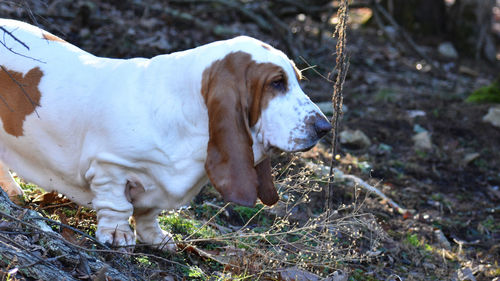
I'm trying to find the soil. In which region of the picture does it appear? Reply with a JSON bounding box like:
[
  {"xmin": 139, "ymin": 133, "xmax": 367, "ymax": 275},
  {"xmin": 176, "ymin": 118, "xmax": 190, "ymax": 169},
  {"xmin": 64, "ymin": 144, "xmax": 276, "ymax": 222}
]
[{"xmin": 0, "ymin": 0, "xmax": 499, "ymax": 280}]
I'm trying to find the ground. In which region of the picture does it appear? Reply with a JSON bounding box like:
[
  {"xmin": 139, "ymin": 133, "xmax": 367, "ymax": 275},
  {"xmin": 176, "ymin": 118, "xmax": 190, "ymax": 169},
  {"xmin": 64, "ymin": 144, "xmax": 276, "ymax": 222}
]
[{"xmin": 0, "ymin": 1, "xmax": 499, "ymax": 280}]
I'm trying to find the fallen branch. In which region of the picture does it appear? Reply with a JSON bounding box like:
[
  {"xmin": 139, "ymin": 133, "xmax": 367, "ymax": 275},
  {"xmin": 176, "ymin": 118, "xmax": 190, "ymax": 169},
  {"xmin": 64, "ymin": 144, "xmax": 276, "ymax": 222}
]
[
  {"xmin": 0, "ymin": 189, "xmax": 143, "ymax": 280},
  {"xmin": 332, "ymin": 168, "xmax": 409, "ymax": 216},
  {"xmin": 29, "ymin": 216, "xmax": 108, "ymax": 248}
]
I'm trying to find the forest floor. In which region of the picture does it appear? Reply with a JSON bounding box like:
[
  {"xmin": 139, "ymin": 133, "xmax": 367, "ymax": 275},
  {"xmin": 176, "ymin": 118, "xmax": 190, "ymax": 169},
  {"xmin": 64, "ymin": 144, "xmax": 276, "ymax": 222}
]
[{"xmin": 0, "ymin": 1, "xmax": 499, "ymax": 280}]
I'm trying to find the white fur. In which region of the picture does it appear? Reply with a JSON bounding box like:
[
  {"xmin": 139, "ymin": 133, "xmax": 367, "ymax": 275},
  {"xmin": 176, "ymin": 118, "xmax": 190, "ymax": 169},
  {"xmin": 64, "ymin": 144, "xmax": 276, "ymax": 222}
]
[{"xmin": 0, "ymin": 18, "xmax": 327, "ymax": 249}]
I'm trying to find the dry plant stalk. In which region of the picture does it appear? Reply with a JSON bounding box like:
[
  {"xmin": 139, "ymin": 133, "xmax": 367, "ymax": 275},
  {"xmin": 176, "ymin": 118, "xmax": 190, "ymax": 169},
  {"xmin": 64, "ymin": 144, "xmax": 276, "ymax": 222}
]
[
  {"xmin": 176, "ymin": 160, "xmax": 387, "ymax": 277},
  {"xmin": 327, "ymin": 0, "xmax": 350, "ymax": 213}
]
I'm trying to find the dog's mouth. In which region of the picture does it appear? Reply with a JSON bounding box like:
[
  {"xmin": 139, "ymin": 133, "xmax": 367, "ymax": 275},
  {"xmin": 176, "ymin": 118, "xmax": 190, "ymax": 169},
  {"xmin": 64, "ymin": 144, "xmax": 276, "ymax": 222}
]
[
  {"xmin": 266, "ymin": 139, "xmax": 318, "ymax": 154},
  {"xmin": 265, "ymin": 145, "xmax": 282, "ymax": 155},
  {"xmin": 296, "ymin": 142, "xmax": 317, "ymax": 152},
  {"xmin": 259, "ymin": 124, "xmax": 327, "ymax": 155}
]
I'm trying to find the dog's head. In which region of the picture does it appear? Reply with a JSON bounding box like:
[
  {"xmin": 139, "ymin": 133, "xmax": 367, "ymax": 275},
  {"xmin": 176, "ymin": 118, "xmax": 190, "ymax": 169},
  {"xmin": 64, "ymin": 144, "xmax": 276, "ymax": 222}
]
[{"xmin": 201, "ymin": 36, "xmax": 331, "ymax": 207}]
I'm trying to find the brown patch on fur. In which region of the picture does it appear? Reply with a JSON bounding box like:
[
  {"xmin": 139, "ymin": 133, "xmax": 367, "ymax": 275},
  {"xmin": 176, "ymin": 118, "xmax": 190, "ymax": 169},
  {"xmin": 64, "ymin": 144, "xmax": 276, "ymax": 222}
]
[
  {"xmin": 261, "ymin": 43, "xmax": 272, "ymax": 50},
  {"xmin": 0, "ymin": 66, "xmax": 43, "ymax": 137},
  {"xmin": 201, "ymin": 51, "xmax": 284, "ymax": 206},
  {"xmin": 42, "ymin": 33, "xmax": 66, "ymax": 43},
  {"xmin": 247, "ymin": 61, "xmax": 287, "ymax": 126},
  {"xmin": 292, "ymin": 61, "xmax": 302, "ymax": 81}
]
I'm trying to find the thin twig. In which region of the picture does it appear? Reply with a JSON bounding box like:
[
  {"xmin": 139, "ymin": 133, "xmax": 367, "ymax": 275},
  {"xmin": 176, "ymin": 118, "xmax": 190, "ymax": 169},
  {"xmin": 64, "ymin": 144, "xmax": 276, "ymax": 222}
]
[
  {"xmin": 17, "ymin": 254, "xmax": 68, "ymax": 269},
  {"xmin": 299, "ymin": 56, "xmax": 334, "ymax": 83},
  {"xmin": 0, "ymin": 26, "xmax": 29, "ymax": 50},
  {"xmin": 183, "ymin": 202, "xmax": 230, "ymax": 242},
  {"xmin": 29, "ymin": 216, "xmax": 108, "ymax": 248},
  {"xmin": 38, "ymin": 201, "xmax": 76, "ymax": 210},
  {"xmin": 0, "ymin": 26, "xmax": 45, "ymax": 63}
]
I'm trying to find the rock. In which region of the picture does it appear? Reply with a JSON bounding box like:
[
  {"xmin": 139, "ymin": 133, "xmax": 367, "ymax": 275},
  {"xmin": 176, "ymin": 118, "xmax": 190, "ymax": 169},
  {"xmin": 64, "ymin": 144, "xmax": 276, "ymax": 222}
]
[
  {"xmin": 278, "ymin": 267, "xmax": 321, "ymax": 281},
  {"xmin": 461, "ymin": 152, "xmax": 480, "ymax": 166},
  {"xmin": 412, "ymin": 131, "xmax": 432, "ymax": 151},
  {"xmin": 438, "ymin": 42, "xmax": 459, "ymax": 59},
  {"xmin": 456, "ymin": 267, "xmax": 476, "ymax": 281},
  {"xmin": 316, "ymin": 102, "xmax": 333, "ymax": 116},
  {"xmin": 483, "ymin": 106, "xmax": 500, "ymax": 128},
  {"xmin": 339, "ymin": 129, "xmax": 371, "ymax": 149},
  {"xmin": 423, "ymin": 262, "xmax": 436, "ymax": 270},
  {"xmin": 315, "ymin": 102, "xmax": 347, "ymax": 116},
  {"xmin": 407, "ymin": 110, "xmax": 426, "ymax": 119},
  {"xmin": 434, "ymin": 229, "xmax": 451, "ymax": 249},
  {"xmin": 324, "ymin": 270, "xmax": 349, "ymax": 281},
  {"xmin": 413, "ymin": 124, "xmax": 427, "ymax": 134},
  {"xmin": 384, "ymin": 26, "xmax": 397, "ymax": 41}
]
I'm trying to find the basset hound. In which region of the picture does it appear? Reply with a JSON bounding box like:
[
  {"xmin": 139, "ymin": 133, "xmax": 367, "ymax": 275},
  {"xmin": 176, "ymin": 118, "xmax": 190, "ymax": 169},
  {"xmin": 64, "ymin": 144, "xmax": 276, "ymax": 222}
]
[{"xmin": 0, "ymin": 18, "xmax": 331, "ymax": 251}]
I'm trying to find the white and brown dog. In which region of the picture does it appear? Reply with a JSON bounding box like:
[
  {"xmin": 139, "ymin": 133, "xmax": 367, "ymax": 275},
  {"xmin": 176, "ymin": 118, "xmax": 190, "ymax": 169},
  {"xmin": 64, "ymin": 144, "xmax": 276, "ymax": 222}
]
[{"xmin": 0, "ymin": 18, "xmax": 331, "ymax": 250}]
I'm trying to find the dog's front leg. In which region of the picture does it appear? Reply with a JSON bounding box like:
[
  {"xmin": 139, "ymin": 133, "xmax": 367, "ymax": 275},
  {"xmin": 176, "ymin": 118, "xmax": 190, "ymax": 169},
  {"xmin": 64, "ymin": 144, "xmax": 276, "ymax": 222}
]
[
  {"xmin": 133, "ymin": 208, "xmax": 176, "ymax": 252},
  {"xmin": 88, "ymin": 165, "xmax": 135, "ymax": 250},
  {"xmin": 0, "ymin": 162, "xmax": 23, "ymax": 201}
]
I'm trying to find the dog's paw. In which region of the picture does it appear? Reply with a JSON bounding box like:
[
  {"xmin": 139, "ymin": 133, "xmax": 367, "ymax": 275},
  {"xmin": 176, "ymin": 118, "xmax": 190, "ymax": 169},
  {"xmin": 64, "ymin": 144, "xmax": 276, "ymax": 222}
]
[
  {"xmin": 0, "ymin": 174, "xmax": 24, "ymax": 204},
  {"xmin": 137, "ymin": 229, "xmax": 177, "ymax": 252},
  {"xmin": 96, "ymin": 224, "xmax": 136, "ymax": 251},
  {"xmin": 154, "ymin": 230, "xmax": 177, "ymax": 252}
]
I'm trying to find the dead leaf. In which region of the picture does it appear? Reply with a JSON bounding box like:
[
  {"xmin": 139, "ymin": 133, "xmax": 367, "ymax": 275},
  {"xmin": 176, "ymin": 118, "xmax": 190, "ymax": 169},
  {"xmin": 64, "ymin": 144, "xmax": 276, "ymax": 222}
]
[
  {"xmin": 32, "ymin": 191, "xmax": 59, "ymax": 204},
  {"xmin": 56, "ymin": 210, "xmax": 85, "ymax": 246},
  {"xmin": 33, "ymin": 191, "xmax": 72, "ymax": 209}
]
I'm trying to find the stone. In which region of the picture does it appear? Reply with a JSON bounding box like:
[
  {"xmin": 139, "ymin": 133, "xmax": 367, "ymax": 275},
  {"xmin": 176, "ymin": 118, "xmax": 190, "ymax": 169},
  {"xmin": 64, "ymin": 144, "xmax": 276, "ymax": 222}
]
[
  {"xmin": 462, "ymin": 152, "xmax": 480, "ymax": 166},
  {"xmin": 438, "ymin": 42, "xmax": 459, "ymax": 59},
  {"xmin": 324, "ymin": 270, "xmax": 349, "ymax": 281},
  {"xmin": 315, "ymin": 102, "xmax": 347, "ymax": 116},
  {"xmin": 456, "ymin": 267, "xmax": 476, "ymax": 281},
  {"xmin": 384, "ymin": 26, "xmax": 397, "ymax": 41},
  {"xmin": 434, "ymin": 229, "xmax": 451, "ymax": 249},
  {"xmin": 483, "ymin": 106, "xmax": 500, "ymax": 128},
  {"xmin": 412, "ymin": 131, "xmax": 432, "ymax": 151},
  {"xmin": 407, "ymin": 110, "xmax": 426, "ymax": 119},
  {"xmin": 316, "ymin": 102, "xmax": 333, "ymax": 116},
  {"xmin": 339, "ymin": 129, "xmax": 371, "ymax": 149},
  {"xmin": 278, "ymin": 267, "xmax": 321, "ymax": 281}
]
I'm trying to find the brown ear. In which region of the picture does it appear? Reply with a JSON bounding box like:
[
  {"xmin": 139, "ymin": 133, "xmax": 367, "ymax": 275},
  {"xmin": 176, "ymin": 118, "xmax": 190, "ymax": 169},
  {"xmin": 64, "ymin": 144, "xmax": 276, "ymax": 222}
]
[
  {"xmin": 255, "ymin": 157, "xmax": 279, "ymax": 206},
  {"xmin": 202, "ymin": 52, "xmax": 259, "ymax": 207}
]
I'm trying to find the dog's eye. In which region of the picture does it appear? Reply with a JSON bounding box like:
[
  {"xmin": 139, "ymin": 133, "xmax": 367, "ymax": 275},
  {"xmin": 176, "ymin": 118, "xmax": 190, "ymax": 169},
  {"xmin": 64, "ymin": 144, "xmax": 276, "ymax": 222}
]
[{"xmin": 271, "ymin": 78, "xmax": 286, "ymax": 91}]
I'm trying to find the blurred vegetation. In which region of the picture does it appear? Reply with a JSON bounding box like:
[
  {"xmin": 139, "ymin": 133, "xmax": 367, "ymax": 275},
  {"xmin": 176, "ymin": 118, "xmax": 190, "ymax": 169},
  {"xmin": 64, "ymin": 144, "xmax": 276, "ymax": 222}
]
[{"xmin": 467, "ymin": 80, "xmax": 500, "ymax": 103}]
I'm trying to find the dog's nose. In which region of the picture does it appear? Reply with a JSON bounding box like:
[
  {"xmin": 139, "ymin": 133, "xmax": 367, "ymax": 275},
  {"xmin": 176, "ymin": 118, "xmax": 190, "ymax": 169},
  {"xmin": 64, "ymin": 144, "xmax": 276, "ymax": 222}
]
[{"xmin": 314, "ymin": 117, "xmax": 332, "ymax": 138}]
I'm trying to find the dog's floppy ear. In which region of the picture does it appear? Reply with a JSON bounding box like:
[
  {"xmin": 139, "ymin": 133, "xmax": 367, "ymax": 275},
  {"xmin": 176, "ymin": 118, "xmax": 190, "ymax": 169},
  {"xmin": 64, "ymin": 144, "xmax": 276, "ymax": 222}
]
[
  {"xmin": 255, "ymin": 157, "xmax": 279, "ymax": 206},
  {"xmin": 202, "ymin": 52, "xmax": 260, "ymax": 207},
  {"xmin": 202, "ymin": 52, "xmax": 278, "ymax": 206}
]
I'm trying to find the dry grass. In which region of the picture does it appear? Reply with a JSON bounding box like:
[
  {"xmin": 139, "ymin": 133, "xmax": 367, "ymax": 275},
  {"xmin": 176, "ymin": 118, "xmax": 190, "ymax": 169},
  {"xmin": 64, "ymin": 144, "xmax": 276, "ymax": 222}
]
[{"xmin": 154, "ymin": 154, "xmax": 391, "ymax": 279}]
